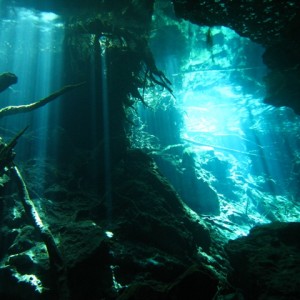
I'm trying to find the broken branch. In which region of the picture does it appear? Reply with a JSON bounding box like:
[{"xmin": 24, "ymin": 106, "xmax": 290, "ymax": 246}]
[
  {"xmin": 11, "ymin": 165, "xmax": 69, "ymax": 300},
  {"xmin": 0, "ymin": 82, "xmax": 85, "ymax": 118}
]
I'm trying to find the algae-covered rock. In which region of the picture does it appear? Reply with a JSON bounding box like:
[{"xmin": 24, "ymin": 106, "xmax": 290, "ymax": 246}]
[{"xmin": 225, "ymin": 222, "xmax": 300, "ymax": 299}]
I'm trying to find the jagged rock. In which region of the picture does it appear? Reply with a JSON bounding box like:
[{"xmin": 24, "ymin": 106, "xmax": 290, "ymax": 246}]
[
  {"xmin": 93, "ymin": 149, "xmax": 215, "ymax": 296},
  {"xmin": 154, "ymin": 148, "xmax": 220, "ymax": 216},
  {"xmin": 117, "ymin": 282, "xmax": 165, "ymax": 300},
  {"xmin": 225, "ymin": 222, "xmax": 300, "ymax": 300},
  {"xmin": 172, "ymin": 0, "xmax": 300, "ymax": 113},
  {"xmin": 0, "ymin": 72, "xmax": 17, "ymax": 93},
  {"xmin": 57, "ymin": 221, "xmax": 108, "ymax": 267},
  {"xmin": 166, "ymin": 264, "xmax": 219, "ymax": 300},
  {"xmin": 58, "ymin": 221, "xmax": 114, "ymax": 299},
  {"xmin": 7, "ymin": 225, "xmax": 37, "ymax": 254},
  {"xmin": 172, "ymin": 0, "xmax": 298, "ymax": 46}
]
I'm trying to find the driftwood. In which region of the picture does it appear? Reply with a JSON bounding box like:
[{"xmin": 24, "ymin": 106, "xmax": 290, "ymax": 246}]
[
  {"xmin": 0, "ymin": 74, "xmax": 84, "ymax": 299},
  {"xmin": 0, "ymin": 128, "xmax": 69, "ymax": 298},
  {"xmin": 12, "ymin": 166, "xmax": 69, "ymax": 300},
  {"xmin": 182, "ymin": 138, "xmax": 259, "ymax": 157},
  {"xmin": 0, "ymin": 82, "xmax": 85, "ymax": 118},
  {"xmin": 0, "ymin": 126, "xmax": 28, "ymax": 170}
]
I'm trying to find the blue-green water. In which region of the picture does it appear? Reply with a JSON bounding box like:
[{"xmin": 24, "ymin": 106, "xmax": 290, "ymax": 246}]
[
  {"xmin": 0, "ymin": 2, "xmax": 299, "ymax": 299},
  {"xmin": 1, "ymin": 5, "xmax": 300, "ymax": 241},
  {"xmin": 133, "ymin": 22, "xmax": 300, "ymax": 237}
]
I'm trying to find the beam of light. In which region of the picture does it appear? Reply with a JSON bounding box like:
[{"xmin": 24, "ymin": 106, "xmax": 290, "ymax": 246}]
[
  {"xmin": 177, "ymin": 27, "xmax": 300, "ymax": 224},
  {"xmin": 0, "ymin": 7, "xmax": 64, "ymax": 190},
  {"xmin": 99, "ymin": 36, "xmax": 112, "ymax": 222},
  {"xmin": 40, "ymin": 12, "xmax": 59, "ymax": 23},
  {"xmin": 136, "ymin": 22, "xmax": 300, "ymax": 234}
]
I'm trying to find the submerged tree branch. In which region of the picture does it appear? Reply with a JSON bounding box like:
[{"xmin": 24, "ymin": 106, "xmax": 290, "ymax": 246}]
[
  {"xmin": 12, "ymin": 165, "xmax": 69, "ymax": 300},
  {"xmin": 0, "ymin": 126, "xmax": 28, "ymax": 170},
  {"xmin": 0, "ymin": 82, "xmax": 85, "ymax": 118}
]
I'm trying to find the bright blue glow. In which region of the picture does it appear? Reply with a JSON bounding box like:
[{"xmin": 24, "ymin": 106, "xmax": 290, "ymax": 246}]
[
  {"xmin": 0, "ymin": 7, "xmax": 64, "ymax": 186},
  {"xmin": 100, "ymin": 41, "xmax": 112, "ymax": 222},
  {"xmin": 178, "ymin": 29, "xmax": 300, "ymax": 228},
  {"xmin": 40, "ymin": 12, "xmax": 59, "ymax": 23},
  {"xmin": 134, "ymin": 23, "xmax": 300, "ymax": 238}
]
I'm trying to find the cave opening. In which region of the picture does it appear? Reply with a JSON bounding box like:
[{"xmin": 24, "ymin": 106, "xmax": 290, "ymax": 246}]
[{"xmin": 130, "ymin": 5, "xmax": 300, "ymax": 238}]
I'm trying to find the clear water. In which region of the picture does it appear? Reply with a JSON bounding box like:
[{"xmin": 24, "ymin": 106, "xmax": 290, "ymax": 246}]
[
  {"xmin": 0, "ymin": 7, "xmax": 65, "ymax": 193},
  {"xmin": 132, "ymin": 11, "xmax": 300, "ymax": 238},
  {"xmin": 0, "ymin": 7, "xmax": 64, "ymax": 155},
  {"xmin": 1, "ymin": 4, "xmax": 299, "ymax": 242}
]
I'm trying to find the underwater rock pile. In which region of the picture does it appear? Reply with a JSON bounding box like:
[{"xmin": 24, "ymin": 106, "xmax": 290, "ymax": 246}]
[
  {"xmin": 226, "ymin": 222, "xmax": 300, "ymax": 300},
  {"xmin": 0, "ymin": 150, "xmax": 233, "ymax": 299}
]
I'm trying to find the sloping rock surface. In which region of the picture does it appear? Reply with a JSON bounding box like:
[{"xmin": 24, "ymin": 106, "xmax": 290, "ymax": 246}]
[{"xmin": 225, "ymin": 222, "xmax": 300, "ymax": 300}]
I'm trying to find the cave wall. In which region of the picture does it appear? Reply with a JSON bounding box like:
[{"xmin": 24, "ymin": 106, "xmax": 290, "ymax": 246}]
[{"xmin": 172, "ymin": 0, "xmax": 300, "ymax": 113}]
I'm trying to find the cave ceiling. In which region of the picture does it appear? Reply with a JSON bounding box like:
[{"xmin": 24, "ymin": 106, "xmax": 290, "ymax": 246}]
[
  {"xmin": 172, "ymin": 0, "xmax": 300, "ymax": 112},
  {"xmin": 173, "ymin": 0, "xmax": 299, "ymax": 46}
]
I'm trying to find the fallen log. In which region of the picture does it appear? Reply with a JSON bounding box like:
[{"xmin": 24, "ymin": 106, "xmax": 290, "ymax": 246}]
[
  {"xmin": 0, "ymin": 126, "xmax": 28, "ymax": 170},
  {"xmin": 0, "ymin": 82, "xmax": 85, "ymax": 118},
  {"xmin": 11, "ymin": 165, "xmax": 69, "ymax": 300}
]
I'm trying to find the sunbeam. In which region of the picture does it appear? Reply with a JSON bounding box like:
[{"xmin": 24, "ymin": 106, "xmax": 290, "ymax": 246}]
[
  {"xmin": 0, "ymin": 6, "xmax": 64, "ymax": 184},
  {"xmin": 134, "ymin": 23, "xmax": 300, "ymax": 235}
]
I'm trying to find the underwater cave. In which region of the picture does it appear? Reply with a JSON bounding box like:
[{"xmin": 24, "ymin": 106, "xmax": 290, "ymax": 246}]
[{"xmin": 0, "ymin": 0, "xmax": 300, "ymax": 299}]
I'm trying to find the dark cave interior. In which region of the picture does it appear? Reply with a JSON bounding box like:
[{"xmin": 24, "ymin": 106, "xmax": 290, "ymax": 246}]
[{"xmin": 0, "ymin": 1, "xmax": 300, "ymax": 299}]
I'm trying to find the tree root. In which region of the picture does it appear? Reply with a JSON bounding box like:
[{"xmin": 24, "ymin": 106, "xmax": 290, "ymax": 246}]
[
  {"xmin": 11, "ymin": 166, "xmax": 69, "ymax": 300},
  {"xmin": 0, "ymin": 82, "xmax": 85, "ymax": 118},
  {"xmin": 0, "ymin": 126, "xmax": 28, "ymax": 170}
]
